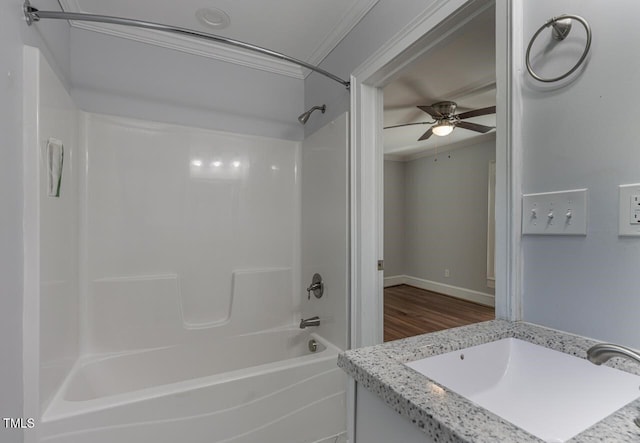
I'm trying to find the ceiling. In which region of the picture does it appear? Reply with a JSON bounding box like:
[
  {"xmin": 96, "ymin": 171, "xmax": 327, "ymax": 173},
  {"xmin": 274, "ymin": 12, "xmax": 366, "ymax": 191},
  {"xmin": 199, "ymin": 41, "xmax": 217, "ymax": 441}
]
[
  {"xmin": 383, "ymin": 6, "xmax": 496, "ymax": 159},
  {"xmin": 51, "ymin": 0, "xmax": 494, "ymax": 148},
  {"xmin": 58, "ymin": 0, "xmax": 380, "ymax": 79}
]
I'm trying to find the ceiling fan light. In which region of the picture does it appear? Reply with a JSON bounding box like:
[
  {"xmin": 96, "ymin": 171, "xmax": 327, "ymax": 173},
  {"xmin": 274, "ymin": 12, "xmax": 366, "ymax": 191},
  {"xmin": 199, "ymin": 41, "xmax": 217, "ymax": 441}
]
[{"xmin": 432, "ymin": 122, "xmax": 454, "ymax": 137}]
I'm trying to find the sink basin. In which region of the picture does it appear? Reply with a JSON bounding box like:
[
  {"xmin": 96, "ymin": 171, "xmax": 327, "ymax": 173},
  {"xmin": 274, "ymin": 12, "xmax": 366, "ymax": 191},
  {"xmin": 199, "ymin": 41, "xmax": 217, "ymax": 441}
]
[{"xmin": 406, "ymin": 338, "xmax": 640, "ymax": 442}]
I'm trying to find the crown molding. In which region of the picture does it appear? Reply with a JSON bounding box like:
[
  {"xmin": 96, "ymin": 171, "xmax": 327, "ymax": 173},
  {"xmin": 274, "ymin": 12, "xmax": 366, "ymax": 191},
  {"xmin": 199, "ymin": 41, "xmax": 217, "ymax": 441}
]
[
  {"xmin": 60, "ymin": 0, "xmax": 379, "ymax": 80},
  {"xmin": 306, "ymin": 0, "xmax": 380, "ymax": 67},
  {"xmin": 68, "ymin": 20, "xmax": 306, "ymax": 78}
]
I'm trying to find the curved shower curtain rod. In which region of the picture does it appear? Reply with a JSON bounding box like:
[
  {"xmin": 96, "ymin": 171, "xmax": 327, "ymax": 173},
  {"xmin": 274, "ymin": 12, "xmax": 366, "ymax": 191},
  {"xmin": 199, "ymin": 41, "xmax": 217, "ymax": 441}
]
[{"xmin": 22, "ymin": 0, "xmax": 350, "ymax": 90}]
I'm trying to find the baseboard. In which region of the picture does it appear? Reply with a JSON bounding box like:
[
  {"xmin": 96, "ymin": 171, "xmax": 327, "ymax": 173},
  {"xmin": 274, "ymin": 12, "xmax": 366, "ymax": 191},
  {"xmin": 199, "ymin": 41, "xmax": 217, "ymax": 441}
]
[
  {"xmin": 384, "ymin": 275, "xmax": 495, "ymax": 307},
  {"xmin": 383, "ymin": 275, "xmax": 405, "ymax": 288}
]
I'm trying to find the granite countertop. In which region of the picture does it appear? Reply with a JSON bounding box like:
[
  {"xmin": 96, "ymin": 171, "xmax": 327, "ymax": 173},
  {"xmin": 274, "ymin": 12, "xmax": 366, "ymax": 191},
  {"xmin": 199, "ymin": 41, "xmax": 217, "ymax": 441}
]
[{"xmin": 338, "ymin": 320, "xmax": 640, "ymax": 442}]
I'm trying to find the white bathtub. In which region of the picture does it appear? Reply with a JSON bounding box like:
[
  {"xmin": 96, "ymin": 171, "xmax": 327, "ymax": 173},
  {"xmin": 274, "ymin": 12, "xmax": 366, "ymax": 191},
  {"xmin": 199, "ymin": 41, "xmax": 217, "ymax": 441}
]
[{"xmin": 39, "ymin": 328, "xmax": 346, "ymax": 443}]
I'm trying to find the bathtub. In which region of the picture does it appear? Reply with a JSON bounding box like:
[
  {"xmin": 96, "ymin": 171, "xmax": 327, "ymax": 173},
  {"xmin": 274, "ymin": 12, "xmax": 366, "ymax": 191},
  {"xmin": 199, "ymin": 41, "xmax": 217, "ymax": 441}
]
[{"xmin": 39, "ymin": 328, "xmax": 346, "ymax": 443}]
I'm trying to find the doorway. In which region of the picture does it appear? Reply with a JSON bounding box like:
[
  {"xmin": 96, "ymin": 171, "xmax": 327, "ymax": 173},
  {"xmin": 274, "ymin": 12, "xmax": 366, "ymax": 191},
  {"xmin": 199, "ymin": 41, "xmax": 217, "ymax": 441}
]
[
  {"xmin": 350, "ymin": 0, "xmax": 520, "ymax": 348},
  {"xmin": 381, "ymin": 6, "xmax": 496, "ymax": 341}
]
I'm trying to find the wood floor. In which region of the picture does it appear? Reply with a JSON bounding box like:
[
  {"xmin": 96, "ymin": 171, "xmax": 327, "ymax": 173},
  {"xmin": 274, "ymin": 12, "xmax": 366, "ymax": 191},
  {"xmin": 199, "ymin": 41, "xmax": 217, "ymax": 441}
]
[{"xmin": 384, "ymin": 284, "xmax": 495, "ymax": 342}]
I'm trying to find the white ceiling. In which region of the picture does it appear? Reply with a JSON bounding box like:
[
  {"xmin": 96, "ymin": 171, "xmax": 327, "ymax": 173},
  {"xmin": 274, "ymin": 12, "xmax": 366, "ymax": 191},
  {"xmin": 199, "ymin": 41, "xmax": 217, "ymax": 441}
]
[
  {"xmin": 53, "ymin": 0, "xmax": 494, "ymax": 149},
  {"xmin": 383, "ymin": 6, "xmax": 496, "ymax": 159},
  {"xmin": 59, "ymin": 0, "xmax": 380, "ymax": 79}
]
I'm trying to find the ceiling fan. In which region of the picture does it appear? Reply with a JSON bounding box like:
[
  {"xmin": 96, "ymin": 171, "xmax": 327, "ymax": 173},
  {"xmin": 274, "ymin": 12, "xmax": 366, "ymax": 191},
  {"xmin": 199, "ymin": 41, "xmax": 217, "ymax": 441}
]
[{"xmin": 384, "ymin": 101, "xmax": 496, "ymax": 141}]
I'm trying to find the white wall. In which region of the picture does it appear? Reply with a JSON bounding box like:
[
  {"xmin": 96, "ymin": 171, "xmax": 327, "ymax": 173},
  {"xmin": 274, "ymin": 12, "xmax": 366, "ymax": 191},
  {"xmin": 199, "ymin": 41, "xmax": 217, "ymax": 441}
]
[
  {"xmin": 383, "ymin": 160, "xmax": 405, "ymax": 277},
  {"xmin": 1, "ymin": 2, "xmax": 71, "ymax": 442},
  {"xmin": 520, "ymin": 1, "xmax": 640, "ymax": 348},
  {"xmin": 301, "ymin": 113, "xmax": 349, "ymax": 350},
  {"xmin": 81, "ymin": 113, "xmax": 300, "ymax": 353},
  {"xmin": 32, "ymin": 48, "xmax": 80, "ymax": 415},
  {"xmin": 23, "ymin": 45, "xmax": 80, "ymax": 443},
  {"xmin": 304, "ymin": 0, "xmax": 442, "ymax": 136},
  {"xmin": 69, "ymin": 28, "xmax": 305, "ymax": 141}
]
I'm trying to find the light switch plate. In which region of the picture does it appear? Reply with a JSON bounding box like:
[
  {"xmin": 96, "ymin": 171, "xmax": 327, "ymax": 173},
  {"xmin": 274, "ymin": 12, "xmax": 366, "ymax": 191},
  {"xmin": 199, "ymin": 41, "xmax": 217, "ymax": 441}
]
[
  {"xmin": 619, "ymin": 184, "xmax": 640, "ymax": 236},
  {"xmin": 522, "ymin": 189, "xmax": 588, "ymax": 236}
]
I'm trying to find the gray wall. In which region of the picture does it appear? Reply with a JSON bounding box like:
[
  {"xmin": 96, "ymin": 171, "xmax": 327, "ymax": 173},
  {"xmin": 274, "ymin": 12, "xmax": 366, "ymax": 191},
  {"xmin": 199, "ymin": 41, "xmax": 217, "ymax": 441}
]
[
  {"xmin": 404, "ymin": 141, "xmax": 495, "ymax": 294},
  {"xmin": 384, "ymin": 139, "xmax": 495, "ymax": 295},
  {"xmin": 0, "ymin": 6, "xmax": 26, "ymax": 439},
  {"xmin": 383, "ymin": 160, "xmax": 406, "ymax": 277},
  {"xmin": 520, "ymin": 0, "xmax": 640, "ymax": 348},
  {"xmin": 1, "ymin": 2, "xmax": 71, "ymax": 442},
  {"xmin": 311, "ymin": 0, "xmax": 640, "ymax": 349}
]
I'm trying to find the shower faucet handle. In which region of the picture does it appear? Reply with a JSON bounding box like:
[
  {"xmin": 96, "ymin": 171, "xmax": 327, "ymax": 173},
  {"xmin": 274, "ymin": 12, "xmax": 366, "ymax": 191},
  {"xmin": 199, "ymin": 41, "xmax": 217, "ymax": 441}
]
[{"xmin": 306, "ymin": 273, "xmax": 324, "ymax": 300}]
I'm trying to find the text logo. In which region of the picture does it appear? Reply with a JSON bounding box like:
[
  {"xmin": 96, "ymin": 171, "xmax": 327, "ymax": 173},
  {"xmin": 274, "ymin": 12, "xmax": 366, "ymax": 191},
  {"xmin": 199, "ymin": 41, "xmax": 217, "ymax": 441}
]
[{"xmin": 3, "ymin": 418, "xmax": 35, "ymax": 429}]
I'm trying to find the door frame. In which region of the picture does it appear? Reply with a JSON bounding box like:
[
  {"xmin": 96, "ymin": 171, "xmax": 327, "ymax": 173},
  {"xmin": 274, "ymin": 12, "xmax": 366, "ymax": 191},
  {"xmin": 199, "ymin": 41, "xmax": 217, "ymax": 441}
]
[{"xmin": 349, "ymin": 0, "xmax": 523, "ymax": 348}]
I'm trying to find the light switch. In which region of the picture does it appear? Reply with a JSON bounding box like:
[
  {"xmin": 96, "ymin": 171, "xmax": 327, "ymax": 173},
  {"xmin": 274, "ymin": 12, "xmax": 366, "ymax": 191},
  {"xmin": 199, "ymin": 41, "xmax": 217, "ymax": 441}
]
[
  {"xmin": 619, "ymin": 184, "xmax": 640, "ymax": 236},
  {"xmin": 522, "ymin": 189, "xmax": 587, "ymax": 236}
]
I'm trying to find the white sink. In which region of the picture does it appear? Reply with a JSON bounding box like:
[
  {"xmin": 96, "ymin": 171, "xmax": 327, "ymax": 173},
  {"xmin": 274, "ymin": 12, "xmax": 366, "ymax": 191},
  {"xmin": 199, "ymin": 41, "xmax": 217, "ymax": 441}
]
[{"xmin": 406, "ymin": 338, "xmax": 640, "ymax": 442}]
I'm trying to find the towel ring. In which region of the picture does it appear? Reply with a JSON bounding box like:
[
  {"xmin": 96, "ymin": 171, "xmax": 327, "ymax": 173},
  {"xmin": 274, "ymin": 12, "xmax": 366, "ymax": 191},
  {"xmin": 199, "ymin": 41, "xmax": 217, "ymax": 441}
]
[{"xmin": 526, "ymin": 14, "xmax": 592, "ymax": 83}]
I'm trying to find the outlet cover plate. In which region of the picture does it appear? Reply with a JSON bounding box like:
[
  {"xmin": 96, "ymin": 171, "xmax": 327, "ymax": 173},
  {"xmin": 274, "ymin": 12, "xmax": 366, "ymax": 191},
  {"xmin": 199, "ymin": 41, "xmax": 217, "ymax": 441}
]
[
  {"xmin": 619, "ymin": 184, "xmax": 640, "ymax": 236},
  {"xmin": 522, "ymin": 189, "xmax": 587, "ymax": 236}
]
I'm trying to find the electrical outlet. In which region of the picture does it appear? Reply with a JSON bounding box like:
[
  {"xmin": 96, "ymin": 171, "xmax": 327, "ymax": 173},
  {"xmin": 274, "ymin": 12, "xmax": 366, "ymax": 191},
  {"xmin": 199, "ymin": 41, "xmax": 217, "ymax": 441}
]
[
  {"xmin": 619, "ymin": 184, "xmax": 640, "ymax": 235},
  {"xmin": 444, "ymin": 269, "xmax": 450, "ymax": 278},
  {"xmin": 631, "ymin": 195, "xmax": 640, "ymax": 225}
]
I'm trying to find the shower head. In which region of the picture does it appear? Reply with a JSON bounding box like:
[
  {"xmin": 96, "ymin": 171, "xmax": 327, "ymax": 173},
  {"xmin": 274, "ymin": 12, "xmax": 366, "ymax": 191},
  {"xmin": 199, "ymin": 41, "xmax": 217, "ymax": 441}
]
[{"xmin": 298, "ymin": 105, "xmax": 326, "ymax": 124}]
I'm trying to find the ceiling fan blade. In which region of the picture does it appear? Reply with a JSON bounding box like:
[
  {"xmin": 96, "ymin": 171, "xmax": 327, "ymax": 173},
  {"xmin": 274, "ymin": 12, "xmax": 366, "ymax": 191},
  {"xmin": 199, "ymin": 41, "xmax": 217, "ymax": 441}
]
[
  {"xmin": 456, "ymin": 121, "xmax": 495, "ymax": 133},
  {"xmin": 418, "ymin": 127, "xmax": 434, "ymax": 141},
  {"xmin": 457, "ymin": 106, "xmax": 496, "ymax": 120},
  {"xmin": 383, "ymin": 121, "xmax": 433, "ymax": 130},
  {"xmin": 417, "ymin": 105, "xmax": 443, "ymax": 119}
]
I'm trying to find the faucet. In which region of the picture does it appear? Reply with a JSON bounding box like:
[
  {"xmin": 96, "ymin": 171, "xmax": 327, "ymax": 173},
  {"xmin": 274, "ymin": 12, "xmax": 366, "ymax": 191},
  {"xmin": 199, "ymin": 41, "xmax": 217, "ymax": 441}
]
[
  {"xmin": 299, "ymin": 316, "xmax": 320, "ymax": 329},
  {"xmin": 307, "ymin": 281, "xmax": 322, "ymax": 295},
  {"xmin": 306, "ymin": 273, "xmax": 324, "ymax": 300},
  {"xmin": 587, "ymin": 343, "xmax": 640, "ymax": 366}
]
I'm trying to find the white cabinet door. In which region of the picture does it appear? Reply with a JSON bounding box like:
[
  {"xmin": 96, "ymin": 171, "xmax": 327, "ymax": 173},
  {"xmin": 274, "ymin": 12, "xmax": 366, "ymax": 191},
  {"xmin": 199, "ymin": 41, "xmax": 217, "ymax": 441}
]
[{"xmin": 355, "ymin": 384, "xmax": 436, "ymax": 443}]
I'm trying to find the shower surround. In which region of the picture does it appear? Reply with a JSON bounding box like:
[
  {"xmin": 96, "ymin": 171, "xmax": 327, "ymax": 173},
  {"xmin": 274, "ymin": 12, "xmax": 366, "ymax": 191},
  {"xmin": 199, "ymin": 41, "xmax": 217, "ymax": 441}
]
[
  {"xmin": 82, "ymin": 113, "xmax": 299, "ymax": 338},
  {"xmin": 23, "ymin": 46, "xmax": 346, "ymax": 443}
]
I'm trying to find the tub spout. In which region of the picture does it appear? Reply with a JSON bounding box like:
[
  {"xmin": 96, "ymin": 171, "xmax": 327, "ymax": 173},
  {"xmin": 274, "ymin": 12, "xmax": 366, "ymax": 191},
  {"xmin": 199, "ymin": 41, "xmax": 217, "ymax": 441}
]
[
  {"xmin": 300, "ymin": 316, "xmax": 320, "ymax": 329},
  {"xmin": 587, "ymin": 343, "xmax": 640, "ymax": 366}
]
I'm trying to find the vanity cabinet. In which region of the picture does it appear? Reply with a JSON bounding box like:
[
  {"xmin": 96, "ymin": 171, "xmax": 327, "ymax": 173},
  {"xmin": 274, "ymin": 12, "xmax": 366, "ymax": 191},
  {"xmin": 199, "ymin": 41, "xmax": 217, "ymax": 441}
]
[
  {"xmin": 355, "ymin": 383, "xmax": 435, "ymax": 443},
  {"xmin": 341, "ymin": 321, "xmax": 640, "ymax": 443}
]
